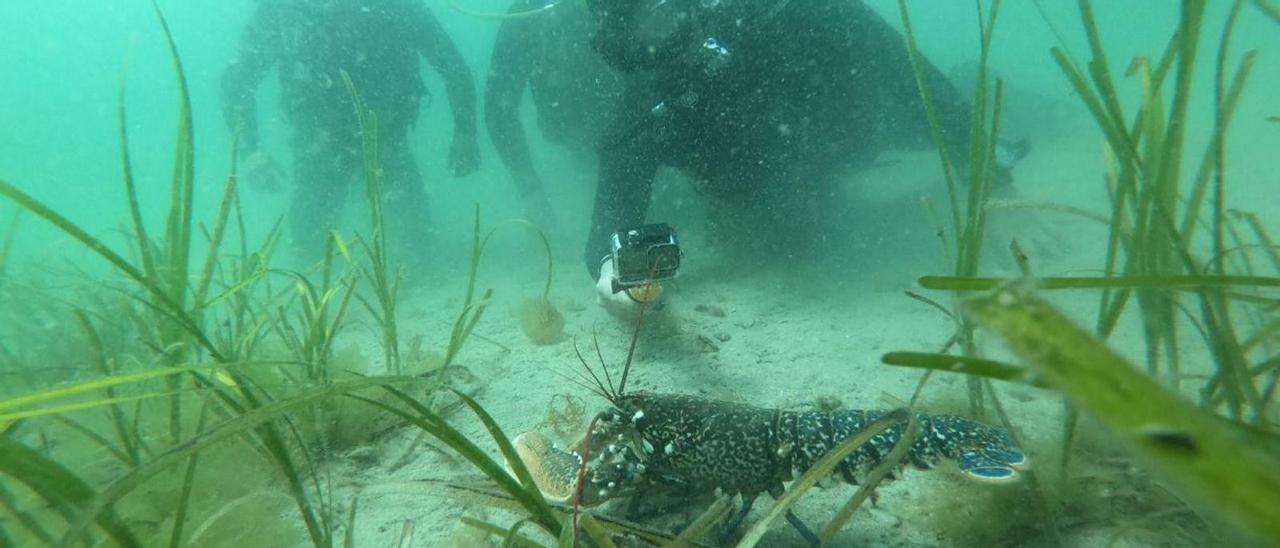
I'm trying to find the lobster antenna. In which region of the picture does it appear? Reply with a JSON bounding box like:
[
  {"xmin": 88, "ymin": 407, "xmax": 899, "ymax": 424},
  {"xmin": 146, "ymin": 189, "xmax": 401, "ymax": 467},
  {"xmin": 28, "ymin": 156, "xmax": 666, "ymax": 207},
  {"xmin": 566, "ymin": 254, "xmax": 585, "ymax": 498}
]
[
  {"xmin": 572, "ymin": 337, "xmax": 614, "ymax": 400},
  {"xmin": 615, "ymin": 264, "xmax": 660, "ymax": 396},
  {"xmin": 592, "ymin": 330, "xmax": 616, "ymax": 398},
  {"xmin": 554, "ymin": 367, "xmax": 607, "ymax": 400},
  {"xmin": 591, "ymin": 333, "xmax": 619, "ymax": 399}
]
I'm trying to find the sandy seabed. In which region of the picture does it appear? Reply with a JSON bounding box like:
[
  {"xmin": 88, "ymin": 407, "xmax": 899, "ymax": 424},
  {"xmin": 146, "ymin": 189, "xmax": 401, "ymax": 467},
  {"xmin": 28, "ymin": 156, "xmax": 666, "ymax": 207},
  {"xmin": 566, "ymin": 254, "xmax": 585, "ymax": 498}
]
[{"xmin": 310, "ymin": 110, "xmax": 1263, "ymax": 547}]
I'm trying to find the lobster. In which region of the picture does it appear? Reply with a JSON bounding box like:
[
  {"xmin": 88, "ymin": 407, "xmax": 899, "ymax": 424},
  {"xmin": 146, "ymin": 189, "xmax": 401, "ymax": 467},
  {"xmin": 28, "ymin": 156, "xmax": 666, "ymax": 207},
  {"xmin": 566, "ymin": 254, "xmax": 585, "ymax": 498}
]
[
  {"xmin": 513, "ymin": 393, "xmax": 1027, "ymax": 545},
  {"xmin": 510, "ymin": 305, "xmax": 1027, "ymax": 545}
]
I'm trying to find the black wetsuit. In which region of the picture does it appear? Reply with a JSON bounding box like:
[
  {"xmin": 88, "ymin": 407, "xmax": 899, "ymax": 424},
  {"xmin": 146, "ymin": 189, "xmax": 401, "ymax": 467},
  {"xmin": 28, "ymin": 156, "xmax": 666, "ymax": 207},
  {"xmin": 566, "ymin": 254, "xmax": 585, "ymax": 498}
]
[
  {"xmin": 485, "ymin": 0, "xmax": 624, "ymax": 222},
  {"xmin": 582, "ymin": 0, "xmax": 971, "ymax": 276},
  {"xmin": 221, "ymin": 0, "xmax": 477, "ymax": 264}
]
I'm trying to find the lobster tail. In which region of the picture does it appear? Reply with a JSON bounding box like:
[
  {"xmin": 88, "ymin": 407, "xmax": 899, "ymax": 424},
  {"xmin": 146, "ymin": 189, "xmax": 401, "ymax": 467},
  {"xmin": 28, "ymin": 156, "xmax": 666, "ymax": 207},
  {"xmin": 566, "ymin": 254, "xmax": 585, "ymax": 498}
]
[{"xmin": 779, "ymin": 409, "xmax": 1029, "ymax": 485}]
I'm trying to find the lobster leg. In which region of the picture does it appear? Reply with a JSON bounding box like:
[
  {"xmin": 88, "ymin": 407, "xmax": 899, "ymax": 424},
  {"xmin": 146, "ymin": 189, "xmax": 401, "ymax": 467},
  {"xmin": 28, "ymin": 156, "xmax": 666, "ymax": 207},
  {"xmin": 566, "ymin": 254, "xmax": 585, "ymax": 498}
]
[
  {"xmin": 785, "ymin": 511, "xmax": 821, "ymax": 548},
  {"xmin": 769, "ymin": 484, "xmax": 821, "ymax": 547},
  {"xmin": 717, "ymin": 494, "xmax": 757, "ymax": 543}
]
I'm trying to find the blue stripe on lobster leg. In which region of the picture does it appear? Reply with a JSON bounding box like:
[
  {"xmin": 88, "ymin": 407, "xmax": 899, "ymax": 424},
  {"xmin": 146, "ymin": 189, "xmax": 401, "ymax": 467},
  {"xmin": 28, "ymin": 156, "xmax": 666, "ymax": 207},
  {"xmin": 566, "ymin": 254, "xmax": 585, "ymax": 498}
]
[
  {"xmin": 769, "ymin": 484, "xmax": 821, "ymax": 547},
  {"xmin": 718, "ymin": 495, "xmax": 758, "ymax": 543},
  {"xmin": 785, "ymin": 511, "xmax": 821, "ymax": 548}
]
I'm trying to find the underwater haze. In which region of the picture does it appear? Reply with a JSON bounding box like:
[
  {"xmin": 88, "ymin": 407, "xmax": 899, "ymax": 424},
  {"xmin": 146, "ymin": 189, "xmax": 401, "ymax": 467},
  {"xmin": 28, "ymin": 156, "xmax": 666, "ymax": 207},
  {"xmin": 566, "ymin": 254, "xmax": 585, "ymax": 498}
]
[{"xmin": 2, "ymin": 1, "xmax": 1279, "ymax": 547}]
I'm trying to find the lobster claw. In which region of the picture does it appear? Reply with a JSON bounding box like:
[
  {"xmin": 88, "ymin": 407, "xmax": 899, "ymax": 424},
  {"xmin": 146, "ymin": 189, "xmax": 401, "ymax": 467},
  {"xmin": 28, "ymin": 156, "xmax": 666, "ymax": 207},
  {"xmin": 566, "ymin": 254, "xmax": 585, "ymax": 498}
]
[{"xmin": 508, "ymin": 426, "xmax": 648, "ymax": 507}]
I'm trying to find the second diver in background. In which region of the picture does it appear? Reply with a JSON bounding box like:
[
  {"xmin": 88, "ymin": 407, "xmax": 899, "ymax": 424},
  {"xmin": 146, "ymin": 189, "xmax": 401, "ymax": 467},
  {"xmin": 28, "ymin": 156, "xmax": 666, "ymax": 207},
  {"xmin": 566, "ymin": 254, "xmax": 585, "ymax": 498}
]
[
  {"xmin": 221, "ymin": 0, "xmax": 481, "ymax": 269},
  {"xmin": 485, "ymin": 0, "xmax": 626, "ymax": 227}
]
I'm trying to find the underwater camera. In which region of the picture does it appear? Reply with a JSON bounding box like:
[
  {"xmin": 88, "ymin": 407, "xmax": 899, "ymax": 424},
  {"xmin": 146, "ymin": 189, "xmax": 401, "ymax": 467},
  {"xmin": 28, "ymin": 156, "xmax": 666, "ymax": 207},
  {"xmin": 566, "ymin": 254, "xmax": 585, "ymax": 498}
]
[{"xmin": 609, "ymin": 223, "xmax": 681, "ymax": 291}]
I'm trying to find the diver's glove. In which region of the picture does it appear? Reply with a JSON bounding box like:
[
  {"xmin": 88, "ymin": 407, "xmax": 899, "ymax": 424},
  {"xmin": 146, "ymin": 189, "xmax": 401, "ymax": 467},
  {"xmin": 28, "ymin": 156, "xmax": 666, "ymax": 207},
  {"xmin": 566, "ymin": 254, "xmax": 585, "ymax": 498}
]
[{"xmin": 594, "ymin": 257, "xmax": 662, "ymax": 320}]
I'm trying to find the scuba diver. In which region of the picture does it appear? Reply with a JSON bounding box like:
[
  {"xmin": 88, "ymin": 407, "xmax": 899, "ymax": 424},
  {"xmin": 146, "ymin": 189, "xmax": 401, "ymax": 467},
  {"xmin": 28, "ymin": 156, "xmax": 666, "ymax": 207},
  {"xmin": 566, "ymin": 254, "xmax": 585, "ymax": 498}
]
[
  {"xmin": 581, "ymin": 0, "xmax": 1024, "ymax": 310},
  {"xmin": 484, "ymin": 0, "xmax": 625, "ymax": 226},
  {"xmin": 221, "ymin": 0, "xmax": 480, "ymax": 268}
]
